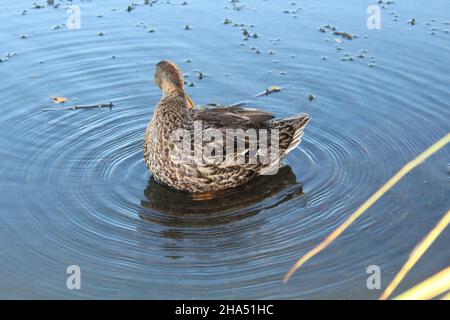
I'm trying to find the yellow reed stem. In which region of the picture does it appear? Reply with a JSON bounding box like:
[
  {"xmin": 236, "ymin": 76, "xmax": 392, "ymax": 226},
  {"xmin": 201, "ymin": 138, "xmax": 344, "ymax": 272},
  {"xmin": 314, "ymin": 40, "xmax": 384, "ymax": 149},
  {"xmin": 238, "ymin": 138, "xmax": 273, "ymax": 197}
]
[
  {"xmin": 393, "ymin": 267, "xmax": 450, "ymax": 300},
  {"xmin": 440, "ymin": 291, "xmax": 450, "ymax": 300},
  {"xmin": 380, "ymin": 210, "xmax": 450, "ymax": 299},
  {"xmin": 283, "ymin": 133, "xmax": 450, "ymax": 283}
]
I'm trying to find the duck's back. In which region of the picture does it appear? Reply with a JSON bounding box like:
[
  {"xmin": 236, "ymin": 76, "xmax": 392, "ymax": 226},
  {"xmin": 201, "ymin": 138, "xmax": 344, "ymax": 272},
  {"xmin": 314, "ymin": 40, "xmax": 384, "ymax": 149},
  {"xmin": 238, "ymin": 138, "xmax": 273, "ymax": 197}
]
[{"xmin": 144, "ymin": 103, "xmax": 309, "ymax": 193}]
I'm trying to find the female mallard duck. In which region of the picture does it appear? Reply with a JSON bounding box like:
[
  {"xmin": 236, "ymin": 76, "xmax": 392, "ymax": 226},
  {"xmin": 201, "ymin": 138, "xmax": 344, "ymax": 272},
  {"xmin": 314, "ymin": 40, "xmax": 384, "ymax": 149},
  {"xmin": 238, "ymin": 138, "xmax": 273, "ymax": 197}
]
[{"xmin": 144, "ymin": 60, "xmax": 310, "ymax": 194}]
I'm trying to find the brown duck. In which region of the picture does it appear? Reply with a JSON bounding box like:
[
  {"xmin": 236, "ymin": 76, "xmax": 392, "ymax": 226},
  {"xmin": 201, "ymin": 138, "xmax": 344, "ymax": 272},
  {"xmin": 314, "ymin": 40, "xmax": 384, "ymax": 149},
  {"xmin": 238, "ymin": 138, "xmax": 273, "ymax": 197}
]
[{"xmin": 144, "ymin": 61, "xmax": 309, "ymax": 194}]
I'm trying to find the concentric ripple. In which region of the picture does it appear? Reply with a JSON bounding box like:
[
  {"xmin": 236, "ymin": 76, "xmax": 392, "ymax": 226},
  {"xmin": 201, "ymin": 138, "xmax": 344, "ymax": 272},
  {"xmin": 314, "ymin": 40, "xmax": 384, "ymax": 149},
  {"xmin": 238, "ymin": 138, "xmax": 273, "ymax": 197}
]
[{"xmin": 0, "ymin": 0, "xmax": 449, "ymax": 299}]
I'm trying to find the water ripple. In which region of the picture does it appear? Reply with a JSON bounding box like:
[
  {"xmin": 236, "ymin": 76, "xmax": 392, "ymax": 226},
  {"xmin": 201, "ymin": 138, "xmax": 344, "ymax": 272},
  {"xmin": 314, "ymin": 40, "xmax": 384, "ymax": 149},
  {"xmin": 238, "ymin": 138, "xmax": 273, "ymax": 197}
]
[{"xmin": 0, "ymin": 0, "xmax": 449, "ymax": 299}]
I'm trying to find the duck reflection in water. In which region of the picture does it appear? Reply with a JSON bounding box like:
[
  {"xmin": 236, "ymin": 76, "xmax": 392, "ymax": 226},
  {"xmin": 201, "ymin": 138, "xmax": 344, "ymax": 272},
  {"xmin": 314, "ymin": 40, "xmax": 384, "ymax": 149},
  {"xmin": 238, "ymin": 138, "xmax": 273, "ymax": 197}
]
[{"xmin": 139, "ymin": 165, "xmax": 307, "ymax": 228}]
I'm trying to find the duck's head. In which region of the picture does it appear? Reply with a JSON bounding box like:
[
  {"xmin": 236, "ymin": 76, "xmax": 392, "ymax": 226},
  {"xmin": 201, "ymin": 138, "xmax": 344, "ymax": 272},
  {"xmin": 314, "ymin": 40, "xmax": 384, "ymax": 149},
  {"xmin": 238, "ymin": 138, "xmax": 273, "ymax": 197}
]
[
  {"xmin": 154, "ymin": 60, "xmax": 185, "ymax": 95},
  {"xmin": 154, "ymin": 60, "xmax": 194, "ymax": 109}
]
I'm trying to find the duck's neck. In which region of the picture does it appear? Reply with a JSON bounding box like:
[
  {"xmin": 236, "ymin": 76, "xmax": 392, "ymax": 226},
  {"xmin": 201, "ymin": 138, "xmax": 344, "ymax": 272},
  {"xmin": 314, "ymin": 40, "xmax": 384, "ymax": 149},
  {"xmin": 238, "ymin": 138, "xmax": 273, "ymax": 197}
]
[
  {"xmin": 156, "ymin": 88, "xmax": 192, "ymax": 128},
  {"xmin": 161, "ymin": 86, "xmax": 193, "ymax": 114},
  {"xmin": 161, "ymin": 83, "xmax": 184, "ymax": 98}
]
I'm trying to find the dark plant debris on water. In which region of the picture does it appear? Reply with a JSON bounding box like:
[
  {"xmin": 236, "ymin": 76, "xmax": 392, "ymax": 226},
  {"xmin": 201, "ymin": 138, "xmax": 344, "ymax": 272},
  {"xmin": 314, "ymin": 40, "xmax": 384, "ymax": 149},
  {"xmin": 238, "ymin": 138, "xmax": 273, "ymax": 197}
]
[
  {"xmin": 8, "ymin": 0, "xmax": 448, "ymax": 112},
  {"xmin": 43, "ymin": 102, "xmax": 114, "ymax": 111}
]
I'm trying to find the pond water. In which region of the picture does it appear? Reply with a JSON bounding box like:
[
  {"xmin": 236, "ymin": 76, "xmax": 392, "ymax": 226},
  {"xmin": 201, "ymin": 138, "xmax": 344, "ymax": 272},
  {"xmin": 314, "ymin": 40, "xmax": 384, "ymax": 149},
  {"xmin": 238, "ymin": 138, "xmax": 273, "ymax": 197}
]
[{"xmin": 0, "ymin": 0, "xmax": 449, "ymax": 299}]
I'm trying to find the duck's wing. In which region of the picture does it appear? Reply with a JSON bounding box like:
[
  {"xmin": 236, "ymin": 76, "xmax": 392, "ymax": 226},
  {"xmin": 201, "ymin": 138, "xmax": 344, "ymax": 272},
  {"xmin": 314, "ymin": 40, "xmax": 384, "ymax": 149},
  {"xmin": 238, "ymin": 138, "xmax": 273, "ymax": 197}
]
[
  {"xmin": 191, "ymin": 106, "xmax": 276, "ymax": 171},
  {"xmin": 193, "ymin": 106, "xmax": 274, "ymax": 129}
]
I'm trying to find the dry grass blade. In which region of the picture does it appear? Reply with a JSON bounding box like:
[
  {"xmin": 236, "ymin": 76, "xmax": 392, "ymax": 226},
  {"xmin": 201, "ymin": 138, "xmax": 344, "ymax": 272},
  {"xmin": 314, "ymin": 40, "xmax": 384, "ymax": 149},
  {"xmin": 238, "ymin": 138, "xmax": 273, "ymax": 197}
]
[
  {"xmin": 380, "ymin": 209, "xmax": 450, "ymax": 299},
  {"xmin": 393, "ymin": 267, "xmax": 450, "ymax": 300},
  {"xmin": 283, "ymin": 133, "xmax": 450, "ymax": 283}
]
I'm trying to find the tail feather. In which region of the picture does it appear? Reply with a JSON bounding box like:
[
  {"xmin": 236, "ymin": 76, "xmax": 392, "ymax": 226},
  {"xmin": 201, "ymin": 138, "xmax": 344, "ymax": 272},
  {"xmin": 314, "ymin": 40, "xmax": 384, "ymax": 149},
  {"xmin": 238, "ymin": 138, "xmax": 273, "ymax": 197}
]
[{"xmin": 268, "ymin": 113, "xmax": 310, "ymax": 156}]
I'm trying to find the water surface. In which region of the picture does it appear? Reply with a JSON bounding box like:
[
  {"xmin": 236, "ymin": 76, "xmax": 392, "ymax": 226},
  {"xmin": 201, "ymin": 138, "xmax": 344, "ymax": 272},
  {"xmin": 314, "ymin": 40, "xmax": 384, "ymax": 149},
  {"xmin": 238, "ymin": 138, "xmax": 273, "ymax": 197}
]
[{"xmin": 0, "ymin": 0, "xmax": 449, "ymax": 299}]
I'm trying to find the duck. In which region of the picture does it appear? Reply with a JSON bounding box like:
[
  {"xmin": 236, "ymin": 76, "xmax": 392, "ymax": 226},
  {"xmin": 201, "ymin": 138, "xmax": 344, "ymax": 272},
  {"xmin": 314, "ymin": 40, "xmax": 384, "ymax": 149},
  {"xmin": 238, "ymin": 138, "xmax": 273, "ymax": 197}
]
[{"xmin": 144, "ymin": 60, "xmax": 310, "ymax": 194}]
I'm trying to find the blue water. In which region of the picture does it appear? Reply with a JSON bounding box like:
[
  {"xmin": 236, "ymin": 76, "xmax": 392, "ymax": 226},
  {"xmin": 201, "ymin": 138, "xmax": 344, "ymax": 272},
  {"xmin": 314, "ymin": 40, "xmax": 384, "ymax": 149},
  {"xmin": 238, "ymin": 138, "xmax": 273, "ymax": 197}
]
[{"xmin": 0, "ymin": 0, "xmax": 449, "ymax": 299}]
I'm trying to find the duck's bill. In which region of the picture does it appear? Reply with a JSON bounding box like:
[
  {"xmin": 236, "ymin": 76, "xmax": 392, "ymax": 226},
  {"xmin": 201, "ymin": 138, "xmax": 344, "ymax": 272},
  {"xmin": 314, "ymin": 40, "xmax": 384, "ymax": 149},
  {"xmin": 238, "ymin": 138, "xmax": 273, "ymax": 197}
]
[{"xmin": 185, "ymin": 94, "xmax": 195, "ymax": 110}]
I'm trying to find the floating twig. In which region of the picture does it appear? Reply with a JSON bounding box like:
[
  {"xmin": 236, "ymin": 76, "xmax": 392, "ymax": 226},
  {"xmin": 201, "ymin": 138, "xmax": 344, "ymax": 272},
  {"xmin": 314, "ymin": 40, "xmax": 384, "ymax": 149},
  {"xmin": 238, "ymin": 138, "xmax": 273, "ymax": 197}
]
[
  {"xmin": 43, "ymin": 101, "xmax": 113, "ymax": 111},
  {"xmin": 255, "ymin": 86, "xmax": 282, "ymax": 97}
]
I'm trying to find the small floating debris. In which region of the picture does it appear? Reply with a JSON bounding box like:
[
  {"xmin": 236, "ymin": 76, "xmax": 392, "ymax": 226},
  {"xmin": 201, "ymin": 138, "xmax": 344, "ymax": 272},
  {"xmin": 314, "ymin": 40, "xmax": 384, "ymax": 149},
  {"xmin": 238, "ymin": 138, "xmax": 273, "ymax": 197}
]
[
  {"xmin": 43, "ymin": 101, "xmax": 114, "ymax": 111},
  {"xmin": 20, "ymin": 34, "xmax": 28, "ymax": 39},
  {"xmin": 269, "ymin": 38, "xmax": 282, "ymax": 45},
  {"xmin": 185, "ymin": 58, "xmax": 192, "ymax": 63},
  {"xmin": 196, "ymin": 71, "xmax": 204, "ymax": 80},
  {"xmin": 256, "ymin": 86, "xmax": 282, "ymax": 97},
  {"xmin": 1, "ymin": 52, "xmax": 18, "ymax": 63},
  {"xmin": 323, "ymin": 24, "xmax": 337, "ymax": 31},
  {"xmin": 320, "ymin": 24, "xmax": 355, "ymax": 40},
  {"xmin": 127, "ymin": 4, "xmax": 135, "ymax": 12},
  {"xmin": 241, "ymin": 28, "xmax": 255, "ymax": 40},
  {"xmin": 308, "ymin": 94, "xmax": 315, "ymax": 102},
  {"xmin": 97, "ymin": 31, "xmax": 105, "ymax": 36},
  {"xmin": 32, "ymin": 3, "xmax": 45, "ymax": 9},
  {"xmin": 334, "ymin": 31, "xmax": 354, "ymax": 39},
  {"xmin": 52, "ymin": 96, "xmax": 67, "ymax": 104},
  {"xmin": 229, "ymin": 2, "xmax": 245, "ymax": 11},
  {"xmin": 408, "ymin": 18, "xmax": 417, "ymax": 25},
  {"xmin": 341, "ymin": 52, "xmax": 354, "ymax": 61}
]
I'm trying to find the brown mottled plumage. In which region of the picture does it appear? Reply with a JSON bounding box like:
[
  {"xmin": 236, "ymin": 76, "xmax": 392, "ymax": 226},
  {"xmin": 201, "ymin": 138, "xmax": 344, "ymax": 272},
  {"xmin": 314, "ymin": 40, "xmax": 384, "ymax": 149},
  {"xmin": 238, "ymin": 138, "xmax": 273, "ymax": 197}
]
[{"xmin": 144, "ymin": 60, "xmax": 310, "ymax": 193}]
